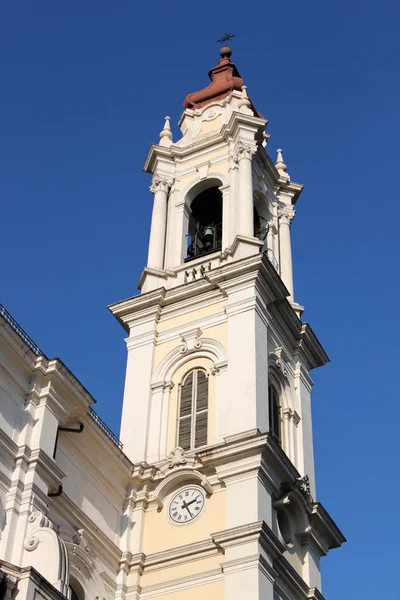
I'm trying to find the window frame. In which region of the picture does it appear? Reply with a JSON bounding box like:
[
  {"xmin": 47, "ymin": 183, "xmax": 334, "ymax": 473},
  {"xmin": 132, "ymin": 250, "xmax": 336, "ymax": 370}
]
[{"xmin": 268, "ymin": 382, "xmax": 282, "ymax": 444}]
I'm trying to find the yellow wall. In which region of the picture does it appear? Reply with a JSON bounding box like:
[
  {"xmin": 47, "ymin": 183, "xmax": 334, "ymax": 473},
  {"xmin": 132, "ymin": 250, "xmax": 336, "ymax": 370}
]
[
  {"xmin": 141, "ymin": 555, "xmax": 222, "ymax": 587},
  {"xmin": 147, "ymin": 580, "xmax": 224, "ymax": 600},
  {"xmin": 142, "ymin": 489, "xmax": 226, "ymax": 554},
  {"xmin": 200, "ymin": 115, "xmax": 223, "ymax": 136},
  {"xmin": 156, "ymin": 301, "xmax": 227, "ymax": 334},
  {"xmin": 178, "ymin": 151, "xmax": 229, "ymax": 174}
]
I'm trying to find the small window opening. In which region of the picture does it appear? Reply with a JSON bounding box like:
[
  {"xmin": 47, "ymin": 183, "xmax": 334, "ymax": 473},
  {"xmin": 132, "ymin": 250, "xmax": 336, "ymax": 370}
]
[
  {"xmin": 277, "ymin": 507, "xmax": 292, "ymax": 545},
  {"xmin": 186, "ymin": 187, "xmax": 222, "ymax": 261},
  {"xmin": 268, "ymin": 383, "xmax": 281, "ymax": 443},
  {"xmin": 178, "ymin": 369, "xmax": 208, "ymax": 450},
  {"xmin": 254, "ymin": 207, "xmax": 268, "ymax": 242}
]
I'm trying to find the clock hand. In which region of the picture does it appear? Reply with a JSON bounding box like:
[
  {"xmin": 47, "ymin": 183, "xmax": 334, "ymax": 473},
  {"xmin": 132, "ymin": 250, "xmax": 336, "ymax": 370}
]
[
  {"xmin": 181, "ymin": 501, "xmax": 193, "ymax": 518},
  {"xmin": 182, "ymin": 498, "xmax": 198, "ymax": 508}
]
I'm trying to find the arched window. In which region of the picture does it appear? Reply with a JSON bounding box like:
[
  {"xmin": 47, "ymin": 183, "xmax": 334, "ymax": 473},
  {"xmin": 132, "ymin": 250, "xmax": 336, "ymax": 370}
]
[
  {"xmin": 178, "ymin": 369, "xmax": 208, "ymax": 450},
  {"xmin": 186, "ymin": 187, "xmax": 222, "ymax": 260},
  {"xmin": 268, "ymin": 383, "xmax": 281, "ymax": 443},
  {"xmin": 69, "ymin": 579, "xmax": 85, "ymax": 600}
]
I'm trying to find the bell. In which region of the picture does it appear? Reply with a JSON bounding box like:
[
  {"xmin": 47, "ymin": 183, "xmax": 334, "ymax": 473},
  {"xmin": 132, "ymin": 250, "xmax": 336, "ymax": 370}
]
[{"xmin": 202, "ymin": 225, "xmax": 214, "ymax": 246}]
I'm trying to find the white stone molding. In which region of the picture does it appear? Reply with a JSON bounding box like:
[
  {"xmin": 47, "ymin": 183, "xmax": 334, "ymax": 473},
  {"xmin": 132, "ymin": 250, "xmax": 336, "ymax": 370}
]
[
  {"xmin": 277, "ymin": 205, "xmax": 295, "ymax": 225},
  {"xmin": 151, "ymin": 335, "xmax": 228, "ymax": 385},
  {"xmin": 268, "ymin": 349, "xmax": 288, "ymax": 378},
  {"xmin": 268, "ymin": 350, "xmax": 300, "ymax": 467},
  {"xmin": 62, "ymin": 527, "xmax": 110, "ymax": 600},
  {"xmin": 195, "ymin": 161, "xmax": 211, "ymax": 180},
  {"xmin": 22, "ymin": 511, "xmax": 70, "ymax": 597},
  {"xmin": 219, "ymin": 183, "xmax": 230, "ymax": 250},
  {"xmin": 233, "ymin": 141, "xmax": 257, "ymax": 163},
  {"xmin": 149, "ymin": 174, "xmax": 173, "ymax": 195},
  {"xmin": 146, "ymin": 334, "xmax": 227, "ymax": 461},
  {"xmin": 153, "ymin": 469, "xmax": 213, "ymax": 507},
  {"xmin": 166, "ymin": 446, "xmax": 187, "ymax": 469},
  {"xmin": 182, "ymin": 173, "xmax": 229, "ymax": 207}
]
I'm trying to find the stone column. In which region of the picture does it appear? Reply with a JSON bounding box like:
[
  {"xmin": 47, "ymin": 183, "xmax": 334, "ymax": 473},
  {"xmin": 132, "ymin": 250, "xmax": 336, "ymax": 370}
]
[
  {"xmin": 278, "ymin": 206, "xmax": 295, "ymax": 300},
  {"xmin": 219, "ymin": 184, "xmax": 230, "ymax": 251},
  {"xmin": 147, "ymin": 175, "xmax": 172, "ymax": 270},
  {"xmin": 235, "ymin": 142, "xmax": 256, "ymax": 238}
]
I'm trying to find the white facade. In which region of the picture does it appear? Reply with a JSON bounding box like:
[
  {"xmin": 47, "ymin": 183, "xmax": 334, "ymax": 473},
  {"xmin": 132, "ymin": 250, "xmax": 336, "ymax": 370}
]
[{"xmin": 0, "ymin": 47, "xmax": 344, "ymax": 600}]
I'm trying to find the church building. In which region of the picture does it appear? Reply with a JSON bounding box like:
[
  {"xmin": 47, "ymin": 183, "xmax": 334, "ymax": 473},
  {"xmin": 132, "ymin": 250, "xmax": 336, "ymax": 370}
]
[{"xmin": 0, "ymin": 46, "xmax": 345, "ymax": 600}]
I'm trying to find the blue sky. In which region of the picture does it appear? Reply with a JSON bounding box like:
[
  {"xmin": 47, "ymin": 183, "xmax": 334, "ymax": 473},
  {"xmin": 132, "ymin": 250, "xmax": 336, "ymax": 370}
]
[{"xmin": 1, "ymin": 1, "xmax": 399, "ymax": 596}]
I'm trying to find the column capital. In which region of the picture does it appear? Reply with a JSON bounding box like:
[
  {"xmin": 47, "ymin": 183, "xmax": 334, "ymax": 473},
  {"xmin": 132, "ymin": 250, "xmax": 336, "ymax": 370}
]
[
  {"xmin": 278, "ymin": 205, "xmax": 296, "ymax": 224},
  {"xmin": 233, "ymin": 141, "xmax": 257, "ymax": 163},
  {"xmin": 150, "ymin": 174, "xmax": 173, "ymax": 195}
]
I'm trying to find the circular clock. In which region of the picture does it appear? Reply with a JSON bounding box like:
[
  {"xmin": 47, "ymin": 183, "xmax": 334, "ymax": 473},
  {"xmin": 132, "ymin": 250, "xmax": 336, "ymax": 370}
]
[{"xmin": 168, "ymin": 487, "xmax": 205, "ymax": 524}]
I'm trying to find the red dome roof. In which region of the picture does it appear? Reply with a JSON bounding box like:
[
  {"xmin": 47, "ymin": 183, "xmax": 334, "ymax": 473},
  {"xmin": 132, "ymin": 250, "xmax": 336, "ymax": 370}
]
[{"xmin": 184, "ymin": 47, "xmax": 263, "ymax": 118}]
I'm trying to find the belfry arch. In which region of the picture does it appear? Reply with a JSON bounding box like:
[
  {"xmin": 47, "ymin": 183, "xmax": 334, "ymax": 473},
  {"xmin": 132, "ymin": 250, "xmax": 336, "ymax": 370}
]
[{"xmin": 183, "ymin": 177, "xmax": 225, "ymax": 261}]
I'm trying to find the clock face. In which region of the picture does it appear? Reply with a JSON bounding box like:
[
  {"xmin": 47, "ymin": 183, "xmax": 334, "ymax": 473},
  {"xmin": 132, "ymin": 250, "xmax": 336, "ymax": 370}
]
[{"xmin": 168, "ymin": 487, "xmax": 205, "ymax": 524}]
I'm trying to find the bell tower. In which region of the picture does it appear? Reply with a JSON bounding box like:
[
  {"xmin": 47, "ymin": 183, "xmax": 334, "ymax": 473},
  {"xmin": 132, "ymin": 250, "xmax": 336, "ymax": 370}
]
[{"xmin": 110, "ymin": 46, "xmax": 344, "ymax": 600}]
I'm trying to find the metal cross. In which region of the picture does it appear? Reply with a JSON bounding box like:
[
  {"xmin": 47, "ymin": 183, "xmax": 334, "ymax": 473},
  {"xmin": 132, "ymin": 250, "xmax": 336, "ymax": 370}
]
[{"xmin": 218, "ymin": 33, "xmax": 235, "ymax": 44}]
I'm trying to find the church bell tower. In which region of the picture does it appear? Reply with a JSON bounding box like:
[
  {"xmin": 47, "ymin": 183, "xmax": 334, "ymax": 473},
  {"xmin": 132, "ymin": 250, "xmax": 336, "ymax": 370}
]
[{"xmin": 109, "ymin": 45, "xmax": 344, "ymax": 600}]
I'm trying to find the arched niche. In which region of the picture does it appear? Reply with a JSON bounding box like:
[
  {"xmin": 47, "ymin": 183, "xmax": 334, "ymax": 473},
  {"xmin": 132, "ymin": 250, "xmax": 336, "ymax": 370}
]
[
  {"xmin": 64, "ymin": 529, "xmax": 110, "ymax": 600},
  {"xmin": 268, "ymin": 352, "xmax": 300, "ymax": 466},
  {"xmin": 183, "ymin": 177, "xmax": 227, "ymax": 261}
]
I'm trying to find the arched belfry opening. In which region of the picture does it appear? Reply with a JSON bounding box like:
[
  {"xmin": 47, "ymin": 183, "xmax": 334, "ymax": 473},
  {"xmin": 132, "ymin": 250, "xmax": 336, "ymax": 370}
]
[
  {"xmin": 185, "ymin": 186, "xmax": 223, "ymax": 261},
  {"xmin": 253, "ymin": 206, "xmax": 268, "ymax": 243}
]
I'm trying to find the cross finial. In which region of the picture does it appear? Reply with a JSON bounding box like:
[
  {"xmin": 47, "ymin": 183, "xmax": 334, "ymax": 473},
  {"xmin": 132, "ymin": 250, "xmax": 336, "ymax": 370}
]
[{"xmin": 218, "ymin": 32, "xmax": 235, "ymax": 44}]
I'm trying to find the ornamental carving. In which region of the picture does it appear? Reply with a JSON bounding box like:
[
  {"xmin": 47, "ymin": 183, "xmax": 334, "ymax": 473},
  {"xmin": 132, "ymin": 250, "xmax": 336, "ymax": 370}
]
[
  {"xmin": 296, "ymin": 475, "xmax": 312, "ymax": 501},
  {"xmin": 24, "ymin": 535, "xmax": 40, "ymax": 551},
  {"xmin": 277, "ymin": 206, "xmax": 295, "ymax": 224},
  {"xmin": 150, "ymin": 174, "xmax": 173, "ymax": 194},
  {"xmin": 268, "ymin": 349, "xmax": 288, "ymax": 378},
  {"xmin": 233, "ymin": 141, "xmax": 257, "ymax": 163},
  {"xmin": 167, "ymin": 446, "xmax": 187, "ymax": 469},
  {"xmin": 179, "ymin": 328, "xmax": 203, "ymax": 355}
]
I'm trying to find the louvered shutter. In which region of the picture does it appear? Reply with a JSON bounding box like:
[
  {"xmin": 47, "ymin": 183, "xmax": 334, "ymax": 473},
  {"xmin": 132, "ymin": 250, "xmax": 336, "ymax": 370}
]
[
  {"xmin": 195, "ymin": 371, "xmax": 208, "ymax": 448},
  {"xmin": 178, "ymin": 372, "xmax": 193, "ymax": 450},
  {"xmin": 268, "ymin": 384, "xmax": 281, "ymax": 443},
  {"xmin": 177, "ymin": 369, "xmax": 209, "ymax": 451}
]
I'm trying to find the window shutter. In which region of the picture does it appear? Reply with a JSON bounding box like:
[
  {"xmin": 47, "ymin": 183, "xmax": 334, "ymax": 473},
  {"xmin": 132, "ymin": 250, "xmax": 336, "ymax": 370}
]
[
  {"xmin": 178, "ymin": 417, "xmax": 191, "ymax": 451},
  {"xmin": 178, "ymin": 372, "xmax": 194, "ymax": 450},
  {"xmin": 195, "ymin": 410, "xmax": 208, "ymax": 448},
  {"xmin": 177, "ymin": 369, "xmax": 209, "ymax": 451},
  {"xmin": 268, "ymin": 384, "xmax": 281, "ymax": 443},
  {"xmin": 195, "ymin": 370, "xmax": 208, "ymax": 448},
  {"xmin": 196, "ymin": 371, "xmax": 208, "ymax": 410}
]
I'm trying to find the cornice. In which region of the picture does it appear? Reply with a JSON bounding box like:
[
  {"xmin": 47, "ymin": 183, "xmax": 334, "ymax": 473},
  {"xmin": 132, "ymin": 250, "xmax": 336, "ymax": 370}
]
[
  {"xmin": 0, "ymin": 428, "xmax": 18, "ymax": 460},
  {"xmin": 310, "ymin": 502, "xmax": 346, "ymax": 549},
  {"xmin": 0, "ymin": 562, "xmax": 66, "ymax": 600},
  {"xmin": 274, "ymin": 556, "xmax": 326, "ymax": 600},
  {"xmin": 256, "ymin": 145, "xmax": 304, "ymax": 204},
  {"xmin": 127, "ymin": 519, "xmax": 325, "ymax": 600},
  {"xmin": 143, "ymin": 111, "xmax": 266, "ymax": 175},
  {"xmin": 294, "ymin": 322, "xmax": 330, "ymax": 370},
  {"xmin": 0, "ymin": 318, "xmax": 38, "ymax": 370},
  {"xmin": 32, "ymin": 356, "xmax": 96, "ymax": 415},
  {"xmin": 27, "ymin": 448, "xmax": 66, "ymax": 486}
]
